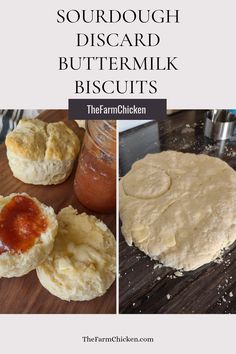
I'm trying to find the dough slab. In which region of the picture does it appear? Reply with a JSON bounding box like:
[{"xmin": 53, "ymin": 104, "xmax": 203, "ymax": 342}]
[{"xmin": 119, "ymin": 151, "xmax": 236, "ymax": 271}]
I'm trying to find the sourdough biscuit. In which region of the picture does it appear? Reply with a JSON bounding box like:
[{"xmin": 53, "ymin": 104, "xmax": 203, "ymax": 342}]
[
  {"xmin": 37, "ymin": 206, "xmax": 116, "ymax": 301},
  {"xmin": 6, "ymin": 118, "xmax": 80, "ymax": 185},
  {"xmin": 0, "ymin": 193, "xmax": 58, "ymax": 278}
]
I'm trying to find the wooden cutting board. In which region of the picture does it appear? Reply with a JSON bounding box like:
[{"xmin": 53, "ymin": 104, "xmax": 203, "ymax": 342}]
[
  {"xmin": 119, "ymin": 110, "xmax": 236, "ymax": 314},
  {"xmin": 0, "ymin": 110, "xmax": 116, "ymax": 314}
]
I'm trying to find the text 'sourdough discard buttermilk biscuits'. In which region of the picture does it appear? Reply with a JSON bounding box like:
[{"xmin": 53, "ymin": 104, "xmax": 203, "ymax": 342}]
[
  {"xmin": 37, "ymin": 206, "xmax": 116, "ymax": 301},
  {"xmin": 120, "ymin": 151, "xmax": 236, "ymax": 271}
]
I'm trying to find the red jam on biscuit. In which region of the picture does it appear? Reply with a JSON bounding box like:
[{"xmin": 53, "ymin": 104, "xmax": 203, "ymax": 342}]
[{"xmin": 0, "ymin": 195, "xmax": 48, "ymax": 254}]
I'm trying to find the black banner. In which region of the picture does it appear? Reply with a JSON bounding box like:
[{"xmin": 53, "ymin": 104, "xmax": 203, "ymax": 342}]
[{"xmin": 68, "ymin": 99, "xmax": 166, "ymax": 121}]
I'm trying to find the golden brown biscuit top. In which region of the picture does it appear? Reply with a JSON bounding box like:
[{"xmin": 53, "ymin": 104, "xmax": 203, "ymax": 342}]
[{"xmin": 6, "ymin": 119, "xmax": 80, "ymax": 161}]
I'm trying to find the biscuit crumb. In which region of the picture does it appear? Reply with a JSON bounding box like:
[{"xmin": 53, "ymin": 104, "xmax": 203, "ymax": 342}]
[{"xmin": 153, "ymin": 263, "xmax": 162, "ymax": 270}]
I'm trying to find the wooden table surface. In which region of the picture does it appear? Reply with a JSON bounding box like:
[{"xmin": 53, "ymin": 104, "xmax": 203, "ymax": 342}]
[
  {"xmin": 0, "ymin": 110, "xmax": 116, "ymax": 314},
  {"xmin": 119, "ymin": 110, "xmax": 236, "ymax": 314}
]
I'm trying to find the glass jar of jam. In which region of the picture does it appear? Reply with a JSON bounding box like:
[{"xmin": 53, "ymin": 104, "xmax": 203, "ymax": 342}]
[{"xmin": 74, "ymin": 120, "xmax": 116, "ymax": 213}]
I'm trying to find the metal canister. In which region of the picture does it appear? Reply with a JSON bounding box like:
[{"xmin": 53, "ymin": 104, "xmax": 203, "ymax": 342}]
[{"xmin": 204, "ymin": 110, "xmax": 236, "ymax": 141}]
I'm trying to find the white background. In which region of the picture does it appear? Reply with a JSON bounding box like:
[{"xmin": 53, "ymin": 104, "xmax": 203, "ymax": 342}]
[
  {"xmin": 0, "ymin": 1, "xmax": 236, "ymax": 352},
  {"xmin": 0, "ymin": 0, "xmax": 235, "ymax": 109},
  {"xmin": 0, "ymin": 315, "xmax": 235, "ymax": 353}
]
